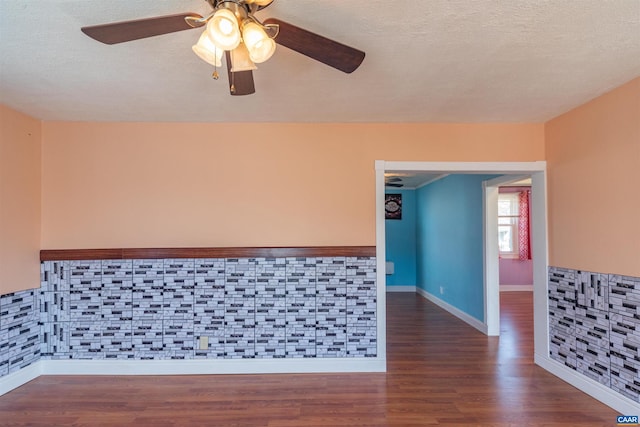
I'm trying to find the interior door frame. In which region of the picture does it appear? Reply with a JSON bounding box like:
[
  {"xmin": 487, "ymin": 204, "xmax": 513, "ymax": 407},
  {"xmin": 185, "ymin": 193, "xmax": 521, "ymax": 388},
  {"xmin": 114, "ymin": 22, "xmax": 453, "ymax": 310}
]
[{"xmin": 375, "ymin": 161, "xmax": 548, "ymax": 359}]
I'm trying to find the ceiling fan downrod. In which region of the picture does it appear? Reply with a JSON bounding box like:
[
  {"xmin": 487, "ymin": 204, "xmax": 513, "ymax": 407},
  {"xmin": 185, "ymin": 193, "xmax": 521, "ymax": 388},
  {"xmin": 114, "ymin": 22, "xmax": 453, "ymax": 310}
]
[
  {"xmin": 186, "ymin": 1, "xmax": 275, "ymax": 29},
  {"xmin": 206, "ymin": 0, "xmax": 274, "ymax": 15}
]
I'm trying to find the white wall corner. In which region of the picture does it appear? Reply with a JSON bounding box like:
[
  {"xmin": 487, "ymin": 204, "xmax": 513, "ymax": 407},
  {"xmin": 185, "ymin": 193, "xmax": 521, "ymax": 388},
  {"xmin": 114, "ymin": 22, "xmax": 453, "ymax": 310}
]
[
  {"xmin": 375, "ymin": 160, "xmax": 388, "ymax": 361},
  {"xmin": 483, "ymin": 181, "xmax": 500, "ymax": 336},
  {"xmin": 0, "ymin": 362, "xmax": 41, "ymax": 397}
]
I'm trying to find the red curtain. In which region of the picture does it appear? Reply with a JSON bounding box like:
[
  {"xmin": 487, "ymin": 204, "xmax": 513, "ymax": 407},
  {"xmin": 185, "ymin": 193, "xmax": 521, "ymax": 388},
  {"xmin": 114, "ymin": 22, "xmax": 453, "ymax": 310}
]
[{"xmin": 518, "ymin": 190, "xmax": 531, "ymax": 260}]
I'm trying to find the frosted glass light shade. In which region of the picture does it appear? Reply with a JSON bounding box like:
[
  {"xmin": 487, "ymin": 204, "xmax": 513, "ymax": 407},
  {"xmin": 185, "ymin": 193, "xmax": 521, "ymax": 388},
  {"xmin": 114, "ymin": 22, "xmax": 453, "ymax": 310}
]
[
  {"xmin": 242, "ymin": 21, "xmax": 276, "ymax": 63},
  {"xmin": 229, "ymin": 43, "xmax": 257, "ymax": 72},
  {"xmin": 206, "ymin": 8, "xmax": 241, "ymax": 51},
  {"xmin": 192, "ymin": 31, "xmax": 223, "ymax": 67}
]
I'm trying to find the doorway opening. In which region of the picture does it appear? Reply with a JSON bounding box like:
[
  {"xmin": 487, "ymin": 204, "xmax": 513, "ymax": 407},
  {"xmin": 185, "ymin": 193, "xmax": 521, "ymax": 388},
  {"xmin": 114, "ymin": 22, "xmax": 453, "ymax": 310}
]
[
  {"xmin": 374, "ymin": 161, "xmax": 548, "ymax": 363},
  {"xmin": 496, "ymin": 177, "xmax": 534, "ymax": 292}
]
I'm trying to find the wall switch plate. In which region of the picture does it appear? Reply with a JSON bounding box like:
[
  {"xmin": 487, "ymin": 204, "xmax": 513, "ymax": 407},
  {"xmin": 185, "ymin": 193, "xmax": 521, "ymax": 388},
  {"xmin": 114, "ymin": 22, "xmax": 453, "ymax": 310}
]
[
  {"xmin": 199, "ymin": 336, "xmax": 209, "ymax": 350},
  {"xmin": 440, "ymin": 286, "xmax": 444, "ymax": 295}
]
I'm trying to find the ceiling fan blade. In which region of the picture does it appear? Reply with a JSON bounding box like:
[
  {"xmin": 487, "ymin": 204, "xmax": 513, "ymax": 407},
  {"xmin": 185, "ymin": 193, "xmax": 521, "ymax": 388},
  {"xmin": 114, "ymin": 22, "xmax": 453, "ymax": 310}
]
[
  {"xmin": 386, "ymin": 183, "xmax": 404, "ymax": 188},
  {"xmin": 225, "ymin": 51, "xmax": 256, "ymax": 96},
  {"xmin": 264, "ymin": 18, "xmax": 365, "ymax": 73},
  {"xmin": 81, "ymin": 13, "xmax": 204, "ymax": 45},
  {"xmin": 386, "ymin": 177, "xmax": 403, "ymax": 183}
]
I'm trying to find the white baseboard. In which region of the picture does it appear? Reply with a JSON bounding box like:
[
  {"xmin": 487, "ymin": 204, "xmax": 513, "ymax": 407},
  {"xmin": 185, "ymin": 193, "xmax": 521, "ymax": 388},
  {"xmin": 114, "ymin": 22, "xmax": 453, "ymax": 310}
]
[
  {"xmin": 386, "ymin": 286, "xmax": 416, "ymax": 292},
  {"xmin": 535, "ymin": 353, "xmax": 640, "ymax": 414},
  {"xmin": 416, "ymin": 288, "xmax": 488, "ymax": 334},
  {"xmin": 0, "ymin": 357, "xmax": 386, "ymax": 395},
  {"xmin": 0, "ymin": 363, "xmax": 41, "ymax": 397},
  {"xmin": 41, "ymin": 357, "xmax": 386, "ymax": 376},
  {"xmin": 500, "ymin": 284, "xmax": 533, "ymax": 292}
]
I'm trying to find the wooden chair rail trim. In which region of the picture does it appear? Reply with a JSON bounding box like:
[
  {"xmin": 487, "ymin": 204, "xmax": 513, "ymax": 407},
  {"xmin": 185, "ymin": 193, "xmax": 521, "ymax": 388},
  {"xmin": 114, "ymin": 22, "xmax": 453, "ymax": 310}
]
[{"xmin": 40, "ymin": 246, "xmax": 377, "ymax": 261}]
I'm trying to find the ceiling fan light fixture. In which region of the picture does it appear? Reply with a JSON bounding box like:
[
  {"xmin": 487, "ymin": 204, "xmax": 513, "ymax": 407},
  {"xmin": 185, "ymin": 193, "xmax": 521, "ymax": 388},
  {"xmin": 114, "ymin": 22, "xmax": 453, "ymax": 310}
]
[
  {"xmin": 192, "ymin": 31, "xmax": 223, "ymax": 66},
  {"xmin": 242, "ymin": 21, "xmax": 276, "ymax": 63},
  {"xmin": 229, "ymin": 43, "xmax": 257, "ymax": 72},
  {"xmin": 80, "ymin": 1, "xmax": 366, "ymax": 96},
  {"xmin": 206, "ymin": 8, "xmax": 241, "ymax": 50}
]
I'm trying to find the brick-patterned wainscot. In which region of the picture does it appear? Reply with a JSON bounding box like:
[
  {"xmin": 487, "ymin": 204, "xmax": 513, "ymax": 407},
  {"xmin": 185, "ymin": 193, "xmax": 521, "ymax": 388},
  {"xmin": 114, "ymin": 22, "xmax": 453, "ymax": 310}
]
[
  {"xmin": 0, "ymin": 290, "xmax": 40, "ymax": 375},
  {"xmin": 35, "ymin": 256, "xmax": 376, "ymax": 362},
  {"xmin": 549, "ymin": 267, "xmax": 640, "ymax": 403}
]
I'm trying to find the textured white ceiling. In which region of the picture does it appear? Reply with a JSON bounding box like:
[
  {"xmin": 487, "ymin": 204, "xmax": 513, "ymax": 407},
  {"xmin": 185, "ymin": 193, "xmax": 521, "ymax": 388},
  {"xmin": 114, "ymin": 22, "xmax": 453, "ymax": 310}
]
[{"xmin": 1, "ymin": 0, "xmax": 638, "ymax": 123}]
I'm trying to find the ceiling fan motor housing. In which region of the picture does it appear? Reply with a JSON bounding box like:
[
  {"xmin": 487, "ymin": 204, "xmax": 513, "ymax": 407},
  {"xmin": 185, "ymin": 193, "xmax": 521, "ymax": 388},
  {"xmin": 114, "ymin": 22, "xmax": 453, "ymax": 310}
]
[{"xmin": 207, "ymin": 0, "xmax": 272, "ymax": 15}]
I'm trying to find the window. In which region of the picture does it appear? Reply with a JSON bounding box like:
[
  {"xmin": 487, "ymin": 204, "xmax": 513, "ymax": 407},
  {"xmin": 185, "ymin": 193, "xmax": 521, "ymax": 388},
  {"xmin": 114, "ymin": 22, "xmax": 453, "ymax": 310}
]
[{"xmin": 498, "ymin": 193, "xmax": 519, "ymax": 257}]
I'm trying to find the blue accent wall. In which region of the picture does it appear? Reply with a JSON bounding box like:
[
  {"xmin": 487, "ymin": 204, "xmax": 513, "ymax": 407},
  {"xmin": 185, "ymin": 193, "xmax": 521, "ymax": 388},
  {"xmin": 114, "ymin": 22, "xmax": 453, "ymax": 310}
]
[
  {"xmin": 415, "ymin": 175, "xmax": 496, "ymax": 321},
  {"xmin": 385, "ymin": 189, "xmax": 416, "ymax": 286}
]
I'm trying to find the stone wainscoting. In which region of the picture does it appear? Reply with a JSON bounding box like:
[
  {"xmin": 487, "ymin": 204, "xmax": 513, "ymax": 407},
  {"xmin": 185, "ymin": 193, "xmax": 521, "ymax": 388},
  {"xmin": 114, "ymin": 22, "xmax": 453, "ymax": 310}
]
[
  {"xmin": 0, "ymin": 289, "xmax": 40, "ymax": 376},
  {"xmin": 549, "ymin": 266, "xmax": 640, "ymax": 403},
  {"xmin": 0, "ymin": 250, "xmax": 377, "ymax": 382}
]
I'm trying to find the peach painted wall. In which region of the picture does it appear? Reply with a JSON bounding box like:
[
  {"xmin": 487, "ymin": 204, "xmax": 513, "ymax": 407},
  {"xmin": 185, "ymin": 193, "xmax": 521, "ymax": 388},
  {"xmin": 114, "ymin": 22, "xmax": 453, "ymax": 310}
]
[
  {"xmin": 0, "ymin": 105, "xmax": 41, "ymax": 294},
  {"xmin": 41, "ymin": 122, "xmax": 544, "ymax": 249},
  {"xmin": 546, "ymin": 77, "xmax": 640, "ymax": 277}
]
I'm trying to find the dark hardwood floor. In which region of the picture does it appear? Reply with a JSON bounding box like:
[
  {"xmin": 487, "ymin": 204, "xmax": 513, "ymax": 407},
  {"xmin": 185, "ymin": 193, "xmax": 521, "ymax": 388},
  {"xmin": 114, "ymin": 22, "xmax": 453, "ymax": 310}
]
[{"xmin": 0, "ymin": 292, "xmax": 618, "ymax": 426}]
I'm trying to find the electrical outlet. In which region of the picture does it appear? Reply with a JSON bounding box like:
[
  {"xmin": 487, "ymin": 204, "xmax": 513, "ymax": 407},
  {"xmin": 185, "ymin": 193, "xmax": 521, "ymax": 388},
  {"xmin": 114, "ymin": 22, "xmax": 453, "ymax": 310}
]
[
  {"xmin": 199, "ymin": 336, "xmax": 209, "ymax": 350},
  {"xmin": 439, "ymin": 286, "xmax": 444, "ymax": 295}
]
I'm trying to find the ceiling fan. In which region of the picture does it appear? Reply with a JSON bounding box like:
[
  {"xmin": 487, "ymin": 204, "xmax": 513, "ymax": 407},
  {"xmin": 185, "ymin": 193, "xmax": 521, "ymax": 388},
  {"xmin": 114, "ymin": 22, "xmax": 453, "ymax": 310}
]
[
  {"xmin": 80, "ymin": 0, "xmax": 365, "ymax": 96},
  {"xmin": 385, "ymin": 177, "xmax": 404, "ymax": 188}
]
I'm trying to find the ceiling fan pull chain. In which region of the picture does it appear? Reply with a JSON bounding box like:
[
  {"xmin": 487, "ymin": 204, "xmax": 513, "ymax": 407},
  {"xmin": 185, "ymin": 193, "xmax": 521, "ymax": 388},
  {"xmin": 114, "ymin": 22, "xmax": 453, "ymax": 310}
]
[
  {"xmin": 213, "ymin": 46, "xmax": 220, "ymax": 80},
  {"xmin": 229, "ymin": 48, "xmax": 235, "ymax": 93}
]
